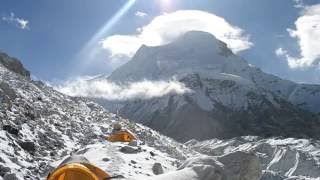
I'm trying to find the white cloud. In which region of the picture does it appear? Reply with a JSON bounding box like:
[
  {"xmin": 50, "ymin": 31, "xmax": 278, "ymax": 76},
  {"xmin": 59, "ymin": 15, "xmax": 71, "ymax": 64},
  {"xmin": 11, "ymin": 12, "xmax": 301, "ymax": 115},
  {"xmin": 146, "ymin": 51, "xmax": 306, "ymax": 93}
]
[
  {"xmin": 101, "ymin": 35, "xmax": 141, "ymax": 57},
  {"xmin": 275, "ymin": 48, "xmax": 287, "ymax": 56},
  {"xmin": 16, "ymin": 18, "xmax": 28, "ymax": 29},
  {"xmin": 276, "ymin": 4, "xmax": 320, "ymax": 69},
  {"xmin": 135, "ymin": 11, "xmax": 148, "ymax": 17},
  {"xmin": 1, "ymin": 12, "xmax": 29, "ymax": 29},
  {"xmin": 54, "ymin": 77, "xmax": 191, "ymax": 101},
  {"xmin": 101, "ymin": 10, "xmax": 253, "ymax": 59},
  {"xmin": 293, "ymin": 0, "xmax": 305, "ymax": 8}
]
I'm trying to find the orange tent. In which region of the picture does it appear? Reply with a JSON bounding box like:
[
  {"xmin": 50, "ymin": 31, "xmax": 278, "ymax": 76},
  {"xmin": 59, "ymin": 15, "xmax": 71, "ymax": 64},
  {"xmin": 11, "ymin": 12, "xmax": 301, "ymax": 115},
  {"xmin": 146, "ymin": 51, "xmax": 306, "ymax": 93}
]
[
  {"xmin": 47, "ymin": 156, "xmax": 110, "ymax": 180},
  {"xmin": 106, "ymin": 130, "xmax": 136, "ymax": 143}
]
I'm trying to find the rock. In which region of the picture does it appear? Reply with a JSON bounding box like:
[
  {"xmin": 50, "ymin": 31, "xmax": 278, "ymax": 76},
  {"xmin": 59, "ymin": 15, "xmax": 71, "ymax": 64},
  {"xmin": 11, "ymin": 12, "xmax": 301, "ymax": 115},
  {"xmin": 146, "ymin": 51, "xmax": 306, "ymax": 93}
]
[
  {"xmin": 217, "ymin": 151, "xmax": 262, "ymax": 180},
  {"xmin": 150, "ymin": 151, "xmax": 156, "ymax": 157},
  {"xmin": 24, "ymin": 105, "xmax": 38, "ymax": 120},
  {"xmin": 0, "ymin": 52, "xmax": 30, "ymax": 78},
  {"xmin": 112, "ymin": 123, "xmax": 122, "ymax": 131},
  {"xmin": 0, "ymin": 91, "xmax": 12, "ymax": 111},
  {"xmin": 39, "ymin": 161, "xmax": 47, "ymax": 170},
  {"xmin": 50, "ymin": 151, "xmax": 56, "ymax": 157},
  {"xmin": 152, "ymin": 163, "xmax": 164, "ymax": 175},
  {"xmin": 120, "ymin": 146, "xmax": 140, "ymax": 154},
  {"xmin": 102, "ymin": 158, "xmax": 110, "ymax": 162},
  {"xmin": 2, "ymin": 125, "xmax": 19, "ymax": 136},
  {"xmin": 0, "ymin": 82, "xmax": 17, "ymax": 100},
  {"xmin": 261, "ymin": 170, "xmax": 285, "ymax": 180},
  {"xmin": 131, "ymin": 160, "xmax": 137, "ymax": 164},
  {"xmin": 18, "ymin": 141, "xmax": 36, "ymax": 153},
  {"xmin": 3, "ymin": 173, "xmax": 18, "ymax": 180},
  {"xmin": 111, "ymin": 175, "xmax": 125, "ymax": 179},
  {"xmin": 0, "ymin": 165, "xmax": 11, "ymax": 177},
  {"xmin": 128, "ymin": 140, "xmax": 138, "ymax": 147}
]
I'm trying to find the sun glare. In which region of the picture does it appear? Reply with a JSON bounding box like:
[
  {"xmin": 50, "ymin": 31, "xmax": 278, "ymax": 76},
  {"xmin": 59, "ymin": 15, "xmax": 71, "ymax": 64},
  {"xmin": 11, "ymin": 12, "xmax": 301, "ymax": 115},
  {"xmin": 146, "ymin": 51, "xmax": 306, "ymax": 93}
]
[
  {"xmin": 161, "ymin": 0, "xmax": 170, "ymax": 4},
  {"xmin": 157, "ymin": 0, "xmax": 171, "ymax": 7},
  {"xmin": 73, "ymin": 0, "xmax": 136, "ymax": 74}
]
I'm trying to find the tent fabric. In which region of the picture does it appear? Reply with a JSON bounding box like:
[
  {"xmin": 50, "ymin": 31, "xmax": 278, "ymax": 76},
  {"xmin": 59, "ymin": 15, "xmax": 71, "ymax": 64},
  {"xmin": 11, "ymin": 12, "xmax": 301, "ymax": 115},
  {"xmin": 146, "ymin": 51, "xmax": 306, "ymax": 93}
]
[
  {"xmin": 107, "ymin": 130, "xmax": 136, "ymax": 142},
  {"xmin": 47, "ymin": 156, "xmax": 110, "ymax": 180}
]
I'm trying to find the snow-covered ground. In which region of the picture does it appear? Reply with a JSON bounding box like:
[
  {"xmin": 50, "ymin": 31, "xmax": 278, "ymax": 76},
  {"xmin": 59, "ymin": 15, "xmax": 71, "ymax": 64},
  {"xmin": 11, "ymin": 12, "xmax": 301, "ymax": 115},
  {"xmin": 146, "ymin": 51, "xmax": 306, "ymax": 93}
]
[{"xmin": 49, "ymin": 142, "xmax": 179, "ymax": 179}]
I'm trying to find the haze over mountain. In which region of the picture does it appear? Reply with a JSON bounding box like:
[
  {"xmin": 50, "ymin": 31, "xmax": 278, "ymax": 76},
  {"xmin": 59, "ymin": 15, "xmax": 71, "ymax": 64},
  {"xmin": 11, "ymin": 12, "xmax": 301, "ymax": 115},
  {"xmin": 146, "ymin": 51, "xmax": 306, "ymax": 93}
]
[{"xmin": 90, "ymin": 31, "xmax": 320, "ymax": 142}]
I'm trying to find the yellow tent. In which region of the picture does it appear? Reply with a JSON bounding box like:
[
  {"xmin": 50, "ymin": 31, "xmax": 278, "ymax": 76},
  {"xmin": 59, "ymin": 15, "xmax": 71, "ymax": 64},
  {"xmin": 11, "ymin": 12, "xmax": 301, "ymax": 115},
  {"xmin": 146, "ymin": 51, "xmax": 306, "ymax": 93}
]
[
  {"xmin": 47, "ymin": 156, "xmax": 110, "ymax": 180},
  {"xmin": 106, "ymin": 130, "xmax": 136, "ymax": 143}
]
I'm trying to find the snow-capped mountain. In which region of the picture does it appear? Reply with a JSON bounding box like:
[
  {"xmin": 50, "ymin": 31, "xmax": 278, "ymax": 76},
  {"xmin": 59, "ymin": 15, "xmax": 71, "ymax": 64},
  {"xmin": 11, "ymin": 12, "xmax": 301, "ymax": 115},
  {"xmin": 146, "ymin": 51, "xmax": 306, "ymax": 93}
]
[
  {"xmin": 102, "ymin": 31, "xmax": 320, "ymax": 142},
  {"xmin": 1, "ymin": 51, "xmax": 320, "ymax": 180}
]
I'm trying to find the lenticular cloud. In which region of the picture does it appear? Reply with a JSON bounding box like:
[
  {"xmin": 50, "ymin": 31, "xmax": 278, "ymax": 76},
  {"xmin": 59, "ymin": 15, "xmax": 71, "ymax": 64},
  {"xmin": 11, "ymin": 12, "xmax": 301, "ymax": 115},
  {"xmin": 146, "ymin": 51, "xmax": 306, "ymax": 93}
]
[{"xmin": 101, "ymin": 10, "xmax": 253, "ymax": 59}]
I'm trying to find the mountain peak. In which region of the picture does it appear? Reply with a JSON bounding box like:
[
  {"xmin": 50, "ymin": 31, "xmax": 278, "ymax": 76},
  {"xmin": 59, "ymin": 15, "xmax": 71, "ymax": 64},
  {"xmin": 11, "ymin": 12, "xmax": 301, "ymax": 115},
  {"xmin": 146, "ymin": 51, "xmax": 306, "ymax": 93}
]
[
  {"xmin": 176, "ymin": 31, "xmax": 218, "ymax": 43},
  {"xmin": 174, "ymin": 31, "xmax": 230, "ymax": 52},
  {"xmin": 109, "ymin": 31, "xmax": 237, "ymax": 82}
]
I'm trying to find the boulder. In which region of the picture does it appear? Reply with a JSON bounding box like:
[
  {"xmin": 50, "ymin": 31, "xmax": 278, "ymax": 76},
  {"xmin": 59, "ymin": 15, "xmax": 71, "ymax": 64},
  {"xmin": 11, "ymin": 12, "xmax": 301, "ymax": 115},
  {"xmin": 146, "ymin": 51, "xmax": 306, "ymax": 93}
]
[
  {"xmin": 217, "ymin": 151, "xmax": 262, "ymax": 180},
  {"xmin": 112, "ymin": 123, "xmax": 122, "ymax": 132},
  {"xmin": 0, "ymin": 165, "xmax": 11, "ymax": 177},
  {"xmin": 3, "ymin": 173, "xmax": 18, "ymax": 180},
  {"xmin": 152, "ymin": 163, "xmax": 164, "ymax": 175},
  {"xmin": 120, "ymin": 146, "xmax": 140, "ymax": 154},
  {"xmin": 128, "ymin": 140, "xmax": 138, "ymax": 147},
  {"xmin": 3, "ymin": 125, "xmax": 19, "ymax": 136},
  {"xmin": 0, "ymin": 82, "xmax": 17, "ymax": 101},
  {"xmin": 102, "ymin": 158, "xmax": 110, "ymax": 162},
  {"xmin": 0, "ymin": 90, "xmax": 12, "ymax": 111},
  {"xmin": 18, "ymin": 141, "xmax": 36, "ymax": 153}
]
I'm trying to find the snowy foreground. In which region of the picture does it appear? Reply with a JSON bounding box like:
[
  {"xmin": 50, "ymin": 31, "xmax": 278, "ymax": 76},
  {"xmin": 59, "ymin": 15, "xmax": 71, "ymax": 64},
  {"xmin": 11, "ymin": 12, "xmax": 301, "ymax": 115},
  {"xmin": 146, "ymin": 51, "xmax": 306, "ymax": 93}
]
[{"xmin": 0, "ymin": 52, "xmax": 320, "ymax": 180}]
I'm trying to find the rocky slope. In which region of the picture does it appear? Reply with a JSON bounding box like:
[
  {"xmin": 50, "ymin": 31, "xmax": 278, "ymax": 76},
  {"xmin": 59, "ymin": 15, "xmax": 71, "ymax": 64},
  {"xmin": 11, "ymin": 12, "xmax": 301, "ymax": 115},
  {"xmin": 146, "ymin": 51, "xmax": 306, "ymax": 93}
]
[
  {"xmin": 0, "ymin": 52, "xmax": 196, "ymax": 179},
  {"xmin": 99, "ymin": 31, "xmax": 320, "ymax": 142}
]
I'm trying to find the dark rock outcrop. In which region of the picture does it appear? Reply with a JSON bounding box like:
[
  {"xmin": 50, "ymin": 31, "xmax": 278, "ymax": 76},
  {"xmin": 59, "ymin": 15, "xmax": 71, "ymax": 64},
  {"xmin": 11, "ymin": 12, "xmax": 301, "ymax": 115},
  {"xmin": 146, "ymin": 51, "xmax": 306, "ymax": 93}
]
[
  {"xmin": 2, "ymin": 125, "xmax": 19, "ymax": 136},
  {"xmin": 18, "ymin": 141, "xmax": 36, "ymax": 153},
  {"xmin": 0, "ymin": 52, "xmax": 30, "ymax": 78}
]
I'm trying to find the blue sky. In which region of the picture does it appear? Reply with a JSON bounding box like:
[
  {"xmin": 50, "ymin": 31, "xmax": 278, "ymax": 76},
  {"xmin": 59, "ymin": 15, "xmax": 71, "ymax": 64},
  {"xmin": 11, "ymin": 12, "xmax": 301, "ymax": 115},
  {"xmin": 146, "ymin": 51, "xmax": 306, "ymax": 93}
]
[{"xmin": 0, "ymin": 0, "xmax": 320, "ymax": 84}]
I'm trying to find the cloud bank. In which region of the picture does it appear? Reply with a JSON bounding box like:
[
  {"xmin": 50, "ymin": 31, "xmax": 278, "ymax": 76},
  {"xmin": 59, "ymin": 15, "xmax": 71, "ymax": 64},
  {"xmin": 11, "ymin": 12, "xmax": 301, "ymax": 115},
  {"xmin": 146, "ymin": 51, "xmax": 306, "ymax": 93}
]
[
  {"xmin": 1, "ymin": 13, "xmax": 29, "ymax": 29},
  {"xmin": 276, "ymin": 4, "xmax": 320, "ymax": 69},
  {"xmin": 101, "ymin": 10, "xmax": 253, "ymax": 60},
  {"xmin": 55, "ymin": 78, "xmax": 191, "ymax": 101}
]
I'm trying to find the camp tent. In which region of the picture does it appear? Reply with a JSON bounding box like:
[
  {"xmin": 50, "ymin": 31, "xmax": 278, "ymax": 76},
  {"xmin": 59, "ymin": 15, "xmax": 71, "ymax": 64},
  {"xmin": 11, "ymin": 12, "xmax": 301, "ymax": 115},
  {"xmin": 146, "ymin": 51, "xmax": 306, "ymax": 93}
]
[
  {"xmin": 47, "ymin": 156, "xmax": 110, "ymax": 180},
  {"xmin": 107, "ymin": 130, "xmax": 136, "ymax": 142}
]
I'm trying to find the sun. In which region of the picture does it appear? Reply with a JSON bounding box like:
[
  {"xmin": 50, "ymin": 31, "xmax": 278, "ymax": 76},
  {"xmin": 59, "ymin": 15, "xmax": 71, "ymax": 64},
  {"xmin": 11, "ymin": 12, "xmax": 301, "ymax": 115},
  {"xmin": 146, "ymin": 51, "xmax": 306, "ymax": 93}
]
[
  {"xmin": 157, "ymin": 0, "xmax": 172, "ymax": 9},
  {"xmin": 158, "ymin": 0, "xmax": 171, "ymax": 6},
  {"xmin": 161, "ymin": 0, "xmax": 170, "ymax": 4}
]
